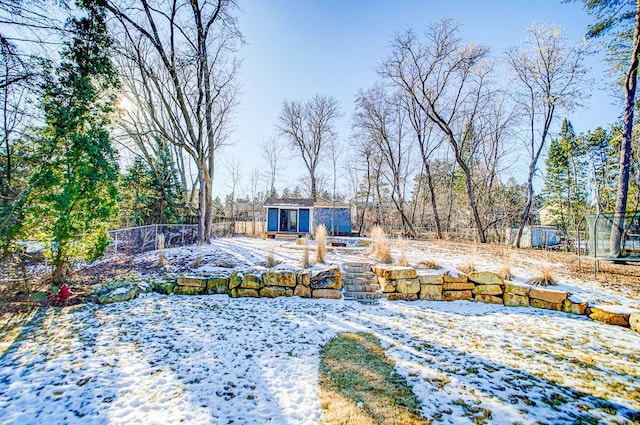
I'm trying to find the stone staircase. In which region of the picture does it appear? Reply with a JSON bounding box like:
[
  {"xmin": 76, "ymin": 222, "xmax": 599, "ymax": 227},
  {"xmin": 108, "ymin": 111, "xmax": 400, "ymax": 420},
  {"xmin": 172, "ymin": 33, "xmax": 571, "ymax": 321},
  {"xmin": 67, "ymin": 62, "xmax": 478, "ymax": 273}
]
[{"xmin": 341, "ymin": 262, "xmax": 384, "ymax": 303}]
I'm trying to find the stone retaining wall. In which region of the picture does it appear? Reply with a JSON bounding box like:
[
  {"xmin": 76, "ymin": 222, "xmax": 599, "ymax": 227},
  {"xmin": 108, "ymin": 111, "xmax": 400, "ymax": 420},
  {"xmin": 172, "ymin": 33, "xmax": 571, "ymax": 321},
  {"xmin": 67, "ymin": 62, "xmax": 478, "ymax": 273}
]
[
  {"xmin": 95, "ymin": 264, "xmax": 639, "ymax": 334},
  {"xmin": 372, "ymin": 265, "xmax": 639, "ymax": 333},
  {"xmin": 173, "ymin": 266, "xmax": 343, "ymax": 300}
]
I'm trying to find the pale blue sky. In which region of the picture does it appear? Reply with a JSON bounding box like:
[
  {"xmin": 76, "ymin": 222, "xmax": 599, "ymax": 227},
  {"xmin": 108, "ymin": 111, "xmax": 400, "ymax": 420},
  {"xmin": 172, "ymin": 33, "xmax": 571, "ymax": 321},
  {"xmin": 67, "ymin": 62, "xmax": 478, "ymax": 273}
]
[{"xmin": 220, "ymin": 0, "xmax": 619, "ymax": 198}]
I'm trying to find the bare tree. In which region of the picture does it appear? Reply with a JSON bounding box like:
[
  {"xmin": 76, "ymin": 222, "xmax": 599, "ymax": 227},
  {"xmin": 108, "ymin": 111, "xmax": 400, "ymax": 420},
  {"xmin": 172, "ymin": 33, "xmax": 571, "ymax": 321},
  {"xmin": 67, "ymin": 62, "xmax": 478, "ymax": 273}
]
[
  {"xmin": 353, "ymin": 85, "xmax": 417, "ymax": 237},
  {"xmin": 105, "ymin": 0, "xmax": 241, "ymax": 243},
  {"xmin": 278, "ymin": 94, "xmax": 341, "ymax": 201},
  {"xmin": 380, "ymin": 20, "xmax": 493, "ymax": 242},
  {"xmin": 506, "ymin": 22, "xmax": 589, "ymax": 248},
  {"xmin": 399, "ymin": 90, "xmax": 446, "ymax": 238},
  {"xmin": 260, "ymin": 135, "xmax": 286, "ymax": 198}
]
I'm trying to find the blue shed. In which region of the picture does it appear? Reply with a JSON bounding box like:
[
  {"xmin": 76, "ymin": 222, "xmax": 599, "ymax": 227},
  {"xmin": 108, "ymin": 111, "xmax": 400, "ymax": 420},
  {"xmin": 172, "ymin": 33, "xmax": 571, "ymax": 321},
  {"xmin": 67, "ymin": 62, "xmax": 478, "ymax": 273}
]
[{"xmin": 264, "ymin": 198, "xmax": 351, "ymax": 237}]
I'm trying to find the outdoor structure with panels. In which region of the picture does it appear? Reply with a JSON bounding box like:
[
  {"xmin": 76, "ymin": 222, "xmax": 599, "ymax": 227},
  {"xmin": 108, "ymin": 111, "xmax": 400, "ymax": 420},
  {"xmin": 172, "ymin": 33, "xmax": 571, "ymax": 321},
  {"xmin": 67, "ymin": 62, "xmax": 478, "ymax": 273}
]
[
  {"xmin": 264, "ymin": 198, "xmax": 351, "ymax": 238},
  {"xmin": 584, "ymin": 213, "xmax": 640, "ymax": 260}
]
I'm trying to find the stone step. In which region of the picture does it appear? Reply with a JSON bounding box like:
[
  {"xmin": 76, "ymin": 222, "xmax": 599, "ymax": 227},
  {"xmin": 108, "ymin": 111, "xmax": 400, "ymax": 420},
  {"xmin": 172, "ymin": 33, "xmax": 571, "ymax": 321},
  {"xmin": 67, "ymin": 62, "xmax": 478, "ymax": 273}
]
[
  {"xmin": 343, "ymin": 283, "xmax": 380, "ymax": 293},
  {"xmin": 342, "ymin": 266, "xmax": 373, "ymax": 274},
  {"xmin": 343, "ymin": 277, "xmax": 378, "ymax": 285},
  {"xmin": 343, "ymin": 291, "xmax": 385, "ymax": 299},
  {"xmin": 344, "ymin": 273, "xmax": 373, "ymax": 280},
  {"xmin": 342, "ymin": 262, "xmax": 373, "ymax": 268},
  {"xmin": 342, "ymin": 264, "xmax": 373, "ymax": 274}
]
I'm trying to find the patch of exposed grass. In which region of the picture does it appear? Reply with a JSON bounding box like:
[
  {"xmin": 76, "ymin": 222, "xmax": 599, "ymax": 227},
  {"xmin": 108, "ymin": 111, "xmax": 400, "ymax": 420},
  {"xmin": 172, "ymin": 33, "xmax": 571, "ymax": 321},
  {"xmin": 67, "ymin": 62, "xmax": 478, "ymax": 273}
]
[{"xmin": 319, "ymin": 332, "xmax": 430, "ymax": 425}]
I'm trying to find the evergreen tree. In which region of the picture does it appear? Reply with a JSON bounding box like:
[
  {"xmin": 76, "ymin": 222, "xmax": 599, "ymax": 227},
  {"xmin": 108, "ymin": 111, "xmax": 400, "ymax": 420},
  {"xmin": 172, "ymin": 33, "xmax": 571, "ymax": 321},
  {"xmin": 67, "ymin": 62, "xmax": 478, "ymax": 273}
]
[
  {"xmin": 119, "ymin": 140, "xmax": 185, "ymax": 227},
  {"xmin": 27, "ymin": 2, "xmax": 119, "ymax": 283},
  {"xmin": 543, "ymin": 119, "xmax": 589, "ymax": 231}
]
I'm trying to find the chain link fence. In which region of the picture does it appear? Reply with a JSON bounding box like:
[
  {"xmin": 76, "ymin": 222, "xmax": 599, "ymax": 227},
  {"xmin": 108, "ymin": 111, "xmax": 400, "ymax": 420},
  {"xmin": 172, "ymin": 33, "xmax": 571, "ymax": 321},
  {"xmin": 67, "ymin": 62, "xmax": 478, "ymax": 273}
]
[{"xmin": 106, "ymin": 222, "xmax": 234, "ymax": 255}]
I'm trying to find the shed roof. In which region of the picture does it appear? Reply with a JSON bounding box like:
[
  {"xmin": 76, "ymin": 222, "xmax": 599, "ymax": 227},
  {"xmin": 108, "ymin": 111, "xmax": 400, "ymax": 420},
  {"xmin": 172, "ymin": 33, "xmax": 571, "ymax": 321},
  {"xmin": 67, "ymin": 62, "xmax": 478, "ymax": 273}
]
[
  {"xmin": 264, "ymin": 198, "xmax": 350, "ymax": 208},
  {"xmin": 264, "ymin": 198, "xmax": 314, "ymax": 207}
]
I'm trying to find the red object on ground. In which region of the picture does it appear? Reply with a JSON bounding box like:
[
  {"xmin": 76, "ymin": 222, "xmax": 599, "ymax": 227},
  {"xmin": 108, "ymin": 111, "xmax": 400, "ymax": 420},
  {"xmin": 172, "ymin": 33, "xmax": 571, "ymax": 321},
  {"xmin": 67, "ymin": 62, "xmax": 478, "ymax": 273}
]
[{"xmin": 54, "ymin": 284, "xmax": 73, "ymax": 303}]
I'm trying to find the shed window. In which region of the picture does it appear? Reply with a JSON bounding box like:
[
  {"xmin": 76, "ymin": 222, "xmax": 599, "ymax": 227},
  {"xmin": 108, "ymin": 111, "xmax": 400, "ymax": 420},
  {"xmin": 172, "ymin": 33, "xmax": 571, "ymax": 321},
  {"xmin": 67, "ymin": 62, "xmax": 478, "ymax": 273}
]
[{"xmin": 280, "ymin": 209, "xmax": 298, "ymax": 232}]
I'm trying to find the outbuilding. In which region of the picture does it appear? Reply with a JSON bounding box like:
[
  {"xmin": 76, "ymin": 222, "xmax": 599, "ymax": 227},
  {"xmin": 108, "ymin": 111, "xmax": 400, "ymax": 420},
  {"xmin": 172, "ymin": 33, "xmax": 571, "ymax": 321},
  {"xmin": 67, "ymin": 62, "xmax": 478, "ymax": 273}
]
[{"xmin": 264, "ymin": 198, "xmax": 351, "ymax": 238}]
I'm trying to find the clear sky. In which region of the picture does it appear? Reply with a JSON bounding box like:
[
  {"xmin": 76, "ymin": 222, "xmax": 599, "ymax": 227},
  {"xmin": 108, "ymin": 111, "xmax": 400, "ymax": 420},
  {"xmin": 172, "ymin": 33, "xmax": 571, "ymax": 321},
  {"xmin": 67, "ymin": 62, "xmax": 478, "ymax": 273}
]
[{"xmin": 219, "ymin": 0, "xmax": 619, "ymax": 199}]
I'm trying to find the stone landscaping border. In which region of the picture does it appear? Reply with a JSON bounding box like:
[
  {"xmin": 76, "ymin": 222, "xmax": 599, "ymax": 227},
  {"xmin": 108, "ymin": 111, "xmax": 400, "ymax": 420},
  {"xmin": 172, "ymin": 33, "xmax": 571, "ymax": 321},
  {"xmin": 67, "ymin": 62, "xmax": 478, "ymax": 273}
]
[
  {"xmin": 94, "ymin": 263, "xmax": 640, "ymax": 335},
  {"xmin": 372, "ymin": 265, "xmax": 640, "ymax": 334}
]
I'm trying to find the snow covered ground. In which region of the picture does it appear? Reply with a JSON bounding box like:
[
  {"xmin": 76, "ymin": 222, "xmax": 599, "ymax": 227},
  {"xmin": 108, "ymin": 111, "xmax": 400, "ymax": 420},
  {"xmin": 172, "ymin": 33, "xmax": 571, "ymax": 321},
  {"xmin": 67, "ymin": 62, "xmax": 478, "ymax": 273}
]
[{"xmin": 1, "ymin": 237, "xmax": 639, "ymax": 424}]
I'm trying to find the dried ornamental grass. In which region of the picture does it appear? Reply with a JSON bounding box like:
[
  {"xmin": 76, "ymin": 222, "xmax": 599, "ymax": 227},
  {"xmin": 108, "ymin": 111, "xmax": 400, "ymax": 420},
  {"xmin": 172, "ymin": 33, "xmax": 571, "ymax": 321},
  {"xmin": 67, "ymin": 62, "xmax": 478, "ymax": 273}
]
[
  {"xmin": 157, "ymin": 233, "xmax": 167, "ymax": 267},
  {"xmin": 266, "ymin": 250, "xmax": 278, "ymax": 268},
  {"xmin": 302, "ymin": 246, "xmax": 310, "ymax": 269},
  {"xmin": 497, "ymin": 266, "xmax": 513, "ymax": 281},
  {"xmin": 370, "ymin": 226, "xmax": 392, "ymax": 264},
  {"xmin": 458, "ymin": 261, "xmax": 476, "ymax": 275},
  {"xmin": 397, "ymin": 238, "xmax": 408, "ymax": 267},
  {"xmin": 315, "ymin": 224, "xmax": 327, "ymax": 264},
  {"xmin": 415, "ymin": 259, "xmax": 440, "ymax": 270},
  {"xmin": 528, "ymin": 268, "xmax": 557, "ymax": 286}
]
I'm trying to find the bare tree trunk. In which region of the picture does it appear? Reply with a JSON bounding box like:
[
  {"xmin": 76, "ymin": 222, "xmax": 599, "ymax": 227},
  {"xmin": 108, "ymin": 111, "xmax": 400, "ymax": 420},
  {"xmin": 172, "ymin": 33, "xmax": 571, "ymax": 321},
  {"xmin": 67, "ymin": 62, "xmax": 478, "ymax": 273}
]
[
  {"xmin": 424, "ymin": 162, "xmax": 443, "ymax": 239},
  {"xmin": 610, "ymin": 1, "xmax": 640, "ymax": 256}
]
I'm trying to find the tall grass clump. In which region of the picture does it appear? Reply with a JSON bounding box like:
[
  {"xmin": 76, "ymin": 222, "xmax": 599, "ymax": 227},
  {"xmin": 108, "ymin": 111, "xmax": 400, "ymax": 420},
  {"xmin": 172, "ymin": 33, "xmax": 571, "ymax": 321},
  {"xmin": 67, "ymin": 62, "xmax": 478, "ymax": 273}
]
[
  {"xmin": 415, "ymin": 259, "xmax": 440, "ymax": 270},
  {"xmin": 370, "ymin": 226, "xmax": 392, "ymax": 264},
  {"xmin": 315, "ymin": 224, "xmax": 327, "ymax": 264},
  {"xmin": 497, "ymin": 265, "xmax": 513, "ymax": 281},
  {"xmin": 157, "ymin": 233, "xmax": 167, "ymax": 267},
  {"xmin": 528, "ymin": 268, "xmax": 557, "ymax": 286},
  {"xmin": 397, "ymin": 237, "xmax": 408, "ymax": 267},
  {"xmin": 266, "ymin": 250, "xmax": 278, "ymax": 268},
  {"xmin": 458, "ymin": 261, "xmax": 475, "ymax": 275}
]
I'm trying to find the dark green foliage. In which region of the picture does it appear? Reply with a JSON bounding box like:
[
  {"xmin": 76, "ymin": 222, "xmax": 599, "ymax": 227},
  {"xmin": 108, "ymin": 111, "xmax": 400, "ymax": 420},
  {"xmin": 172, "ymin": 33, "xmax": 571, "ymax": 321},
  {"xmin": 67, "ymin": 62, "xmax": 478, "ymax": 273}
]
[
  {"xmin": 542, "ymin": 119, "xmax": 589, "ymax": 230},
  {"xmin": 119, "ymin": 140, "xmax": 184, "ymax": 227},
  {"xmin": 26, "ymin": 3, "xmax": 119, "ymax": 282}
]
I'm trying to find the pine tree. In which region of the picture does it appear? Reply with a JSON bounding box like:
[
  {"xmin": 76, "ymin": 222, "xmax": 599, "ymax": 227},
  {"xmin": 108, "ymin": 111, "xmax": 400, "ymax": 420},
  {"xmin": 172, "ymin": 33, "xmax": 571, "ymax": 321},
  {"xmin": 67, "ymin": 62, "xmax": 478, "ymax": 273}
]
[
  {"xmin": 27, "ymin": 2, "xmax": 119, "ymax": 283},
  {"xmin": 543, "ymin": 119, "xmax": 589, "ymax": 232}
]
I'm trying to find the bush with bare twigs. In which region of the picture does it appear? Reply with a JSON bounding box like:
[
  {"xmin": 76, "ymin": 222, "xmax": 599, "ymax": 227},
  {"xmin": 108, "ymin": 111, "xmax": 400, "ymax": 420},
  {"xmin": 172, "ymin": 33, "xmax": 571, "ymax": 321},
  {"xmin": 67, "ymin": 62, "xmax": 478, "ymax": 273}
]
[
  {"xmin": 370, "ymin": 226, "xmax": 392, "ymax": 264},
  {"xmin": 315, "ymin": 224, "xmax": 327, "ymax": 264},
  {"xmin": 528, "ymin": 268, "xmax": 557, "ymax": 286},
  {"xmin": 415, "ymin": 259, "xmax": 440, "ymax": 270}
]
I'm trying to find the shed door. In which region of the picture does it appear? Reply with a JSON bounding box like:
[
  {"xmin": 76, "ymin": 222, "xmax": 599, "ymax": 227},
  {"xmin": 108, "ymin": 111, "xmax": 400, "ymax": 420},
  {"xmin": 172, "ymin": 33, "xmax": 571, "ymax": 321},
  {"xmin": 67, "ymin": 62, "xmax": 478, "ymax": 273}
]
[
  {"xmin": 299, "ymin": 209, "xmax": 310, "ymax": 233},
  {"xmin": 267, "ymin": 208, "xmax": 279, "ymax": 232}
]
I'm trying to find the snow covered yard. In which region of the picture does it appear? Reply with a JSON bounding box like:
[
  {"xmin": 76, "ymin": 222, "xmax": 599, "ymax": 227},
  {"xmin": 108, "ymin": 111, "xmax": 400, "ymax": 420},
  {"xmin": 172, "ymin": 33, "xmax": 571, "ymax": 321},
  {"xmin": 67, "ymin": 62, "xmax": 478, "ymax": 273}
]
[
  {"xmin": 2, "ymin": 237, "xmax": 640, "ymax": 424},
  {"xmin": 1, "ymin": 294, "xmax": 639, "ymax": 424}
]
